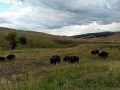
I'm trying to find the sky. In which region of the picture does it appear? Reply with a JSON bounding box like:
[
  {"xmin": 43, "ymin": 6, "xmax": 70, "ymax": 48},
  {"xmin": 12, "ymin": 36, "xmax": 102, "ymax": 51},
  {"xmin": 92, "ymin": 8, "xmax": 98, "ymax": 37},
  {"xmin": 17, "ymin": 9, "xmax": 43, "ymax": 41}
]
[{"xmin": 0, "ymin": 0, "xmax": 120, "ymax": 36}]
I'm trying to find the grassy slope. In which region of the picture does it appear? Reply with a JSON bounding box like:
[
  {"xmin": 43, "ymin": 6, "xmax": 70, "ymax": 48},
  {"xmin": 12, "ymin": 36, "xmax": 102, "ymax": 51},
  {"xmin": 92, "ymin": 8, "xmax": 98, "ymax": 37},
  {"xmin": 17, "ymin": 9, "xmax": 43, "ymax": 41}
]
[
  {"xmin": 0, "ymin": 27, "xmax": 84, "ymax": 50},
  {"xmin": 0, "ymin": 27, "xmax": 120, "ymax": 89},
  {"xmin": 72, "ymin": 31, "xmax": 120, "ymax": 43}
]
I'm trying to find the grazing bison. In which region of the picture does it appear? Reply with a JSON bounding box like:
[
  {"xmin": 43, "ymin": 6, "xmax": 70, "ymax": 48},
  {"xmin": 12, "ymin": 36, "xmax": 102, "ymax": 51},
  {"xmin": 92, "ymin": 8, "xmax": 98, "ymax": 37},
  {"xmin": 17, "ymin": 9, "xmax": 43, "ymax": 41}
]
[
  {"xmin": 91, "ymin": 49, "xmax": 99, "ymax": 55},
  {"xmin": 50, "ymin": 55, "xmax": 61, "ymax": 65},
  {"xmin": 99, "ymin": 51, "xmax": 108, "ymax": 59},
  {"xmin": 69, "ymin": 56, "xmax": 79, "ymax": 63},
  {"xmin": 6, "ymin": 54, "xmax": 15, "ymax": 61},
  {"xmin": 63, "ymin": 56, "xmax": 70, "ymax": 62},
  {"xmin": 0, "ymin": 57, "xmax": 5, "ymax": 62}
]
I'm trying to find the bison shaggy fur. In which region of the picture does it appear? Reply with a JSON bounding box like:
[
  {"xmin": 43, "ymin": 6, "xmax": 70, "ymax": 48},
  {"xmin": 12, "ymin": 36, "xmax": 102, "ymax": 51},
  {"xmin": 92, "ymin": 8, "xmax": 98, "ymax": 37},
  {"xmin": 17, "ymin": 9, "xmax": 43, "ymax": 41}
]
[
  {"xmin": 63, "ymin": 56, "xmax": 70, "ymax": 62},
  {"xmin": 69, "ymin": 56, "xmax": 79, "ymax": 63},
  {"xmin": 0, "ymin": 57, "xmax": 5, "ymax": 62},
  {"xmin": 6, "ymin": 54, "xmax": 15, "ymax": 61},
  {"xmin": 91, "ymin": 49, "xmax": 99, "ymax": 55},
  {"xmin": 99, "ymin": 51, "xmax": 108, "ymax": 59},
  {"xmin": 50, "ymin": 55, "xmax": 61, "ymax": 65}
]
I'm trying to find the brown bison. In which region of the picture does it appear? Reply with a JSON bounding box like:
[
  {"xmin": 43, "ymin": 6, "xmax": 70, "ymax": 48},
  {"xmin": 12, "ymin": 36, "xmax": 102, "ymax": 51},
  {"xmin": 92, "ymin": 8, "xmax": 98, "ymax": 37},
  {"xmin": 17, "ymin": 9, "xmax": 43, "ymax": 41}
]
[
  {"xmin": 50, "ymin": 55, "xmax": 61, "ymax": 65},
  {"xmin": 63, "ymin": 56, "xmax": 70, "ymax": 62},
  {"xmin": 91, "ymin": 49, "xmax": 99, "ymax": 55},
  {"xmin": 6, "ymin": 54, "xmax": 15, "ymax": 61},
  {"xmin": 69, "ymin": 56, "xmax": 79, "ymax": 63},
  {"xmin": 0, "ymin": 57, "xmax": 5, "ymax": 62},
  {"xmin": 99, "ymin": 51, "xmax": 108, "ymax": 59}
]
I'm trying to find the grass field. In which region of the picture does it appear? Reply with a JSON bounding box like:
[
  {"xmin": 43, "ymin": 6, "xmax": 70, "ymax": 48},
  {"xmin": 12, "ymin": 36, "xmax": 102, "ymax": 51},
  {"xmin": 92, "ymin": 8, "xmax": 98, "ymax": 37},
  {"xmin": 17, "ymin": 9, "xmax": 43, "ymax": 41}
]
[
  {"xmin": 0, "ymin": 43, "xmax": 120, "ymax": 90},
  {"xmin": 0, "ymin": 27, "xmax": 120, "ymax": 90}
]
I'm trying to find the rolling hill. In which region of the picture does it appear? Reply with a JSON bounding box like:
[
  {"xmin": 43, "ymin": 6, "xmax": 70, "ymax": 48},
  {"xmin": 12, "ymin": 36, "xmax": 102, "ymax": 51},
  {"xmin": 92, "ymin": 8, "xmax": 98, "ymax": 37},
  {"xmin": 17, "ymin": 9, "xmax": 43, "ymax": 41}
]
[
  {"xmin": 0, "ymin": 27, "xmax": 83, "ymax": 50},
  {"xmin": 72, "ymin": 31, "xmax": 120, "ymax": 42},
  {"xmin": 72, "ymin": 31, "xmax": 114, "ymax": 38},
  {"xmin": 0, "ymin": 27, "xmax": 120, "ymax": 50}
]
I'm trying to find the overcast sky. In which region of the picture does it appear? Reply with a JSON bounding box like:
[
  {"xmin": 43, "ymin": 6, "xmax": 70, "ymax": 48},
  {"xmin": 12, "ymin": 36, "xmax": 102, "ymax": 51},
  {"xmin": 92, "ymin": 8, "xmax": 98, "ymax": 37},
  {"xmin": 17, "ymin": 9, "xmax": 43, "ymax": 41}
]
[{"xmin": 0, "ymin": 0, "xmax": 120, "ymax": 36}]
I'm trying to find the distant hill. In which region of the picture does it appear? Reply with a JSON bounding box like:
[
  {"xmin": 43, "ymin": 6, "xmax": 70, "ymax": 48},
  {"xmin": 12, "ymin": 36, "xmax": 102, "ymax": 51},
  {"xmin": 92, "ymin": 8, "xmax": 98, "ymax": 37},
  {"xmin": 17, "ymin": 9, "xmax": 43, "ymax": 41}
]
[
  {"xmin": 0, "ymin": 27, "xmax": 120, "ymax": 50},
  {"xmin": 72, "ymin": 31, "xmax": 115, "ymax": 39},
  {"xmin": 0, "ymin": 27, "xmax": 82, "ymax": 50}
]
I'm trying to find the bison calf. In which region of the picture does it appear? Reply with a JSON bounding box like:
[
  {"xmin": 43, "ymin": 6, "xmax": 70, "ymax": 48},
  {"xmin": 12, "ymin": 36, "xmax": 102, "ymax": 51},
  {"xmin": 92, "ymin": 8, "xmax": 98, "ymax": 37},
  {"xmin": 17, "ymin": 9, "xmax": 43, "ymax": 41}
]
[
  {"xmin": 0, "ymin": 57, "xmax": 5, "ymax": 62},
  {"xmin": 50, "ymin": 55, "xmax": 61, "ymax": 65},
  {"xmin": 6, "ymin": 54, "xmax": 15, "ymax": 61}
]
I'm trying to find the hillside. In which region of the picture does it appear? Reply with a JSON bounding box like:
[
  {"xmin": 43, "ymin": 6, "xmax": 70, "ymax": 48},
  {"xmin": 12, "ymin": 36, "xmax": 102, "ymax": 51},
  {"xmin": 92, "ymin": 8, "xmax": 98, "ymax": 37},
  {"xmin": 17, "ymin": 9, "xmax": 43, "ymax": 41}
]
[
  {"xmin": 0, "ymin": 27, "xmax": 120, "ymax": 50},
  {"xmin": 0, "ymin": 27, "xmax": 83, "ymax": 50},
  {"xmin": 72, "ymin": 31, "xmax": 120, "ymax": 42},
  {"xmin": 72, "ymin": 31, "xmax": 115, "ymax": 38}
]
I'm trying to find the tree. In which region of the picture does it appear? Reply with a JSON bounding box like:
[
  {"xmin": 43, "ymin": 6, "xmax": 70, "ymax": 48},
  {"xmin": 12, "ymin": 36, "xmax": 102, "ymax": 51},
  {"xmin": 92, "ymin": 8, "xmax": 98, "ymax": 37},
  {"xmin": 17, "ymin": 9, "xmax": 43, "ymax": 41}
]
[
  {"xmin": 19, "ymin": 36, "xmax": 27, "ymax": 44},
  {"xmin": 6, "ymin": 32, "xmax": 18, "ymax": 50}
]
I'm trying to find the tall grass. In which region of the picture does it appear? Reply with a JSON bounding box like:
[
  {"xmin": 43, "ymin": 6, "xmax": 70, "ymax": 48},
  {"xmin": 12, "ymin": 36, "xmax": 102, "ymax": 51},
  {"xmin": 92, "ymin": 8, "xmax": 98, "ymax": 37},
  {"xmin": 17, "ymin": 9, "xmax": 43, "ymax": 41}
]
[{"xmin": 1, "ymin": 63, "xmax": 120, "ymax": 90}]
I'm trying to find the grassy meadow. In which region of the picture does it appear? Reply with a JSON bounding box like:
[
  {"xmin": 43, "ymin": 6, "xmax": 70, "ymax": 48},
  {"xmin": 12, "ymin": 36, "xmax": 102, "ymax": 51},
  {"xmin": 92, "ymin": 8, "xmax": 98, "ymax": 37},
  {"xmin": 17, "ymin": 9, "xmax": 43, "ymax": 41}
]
[{"xmin": 0, "ymin": 27, "xmax": 120, "ymax": 90}]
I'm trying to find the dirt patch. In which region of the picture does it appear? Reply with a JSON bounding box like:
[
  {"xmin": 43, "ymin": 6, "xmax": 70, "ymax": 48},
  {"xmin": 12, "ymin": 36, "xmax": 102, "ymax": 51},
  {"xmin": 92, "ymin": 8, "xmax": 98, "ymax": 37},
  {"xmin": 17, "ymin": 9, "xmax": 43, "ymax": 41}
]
[{"xmin": 0, "ymin": 60, "xmax": 48, "ymax": 80}]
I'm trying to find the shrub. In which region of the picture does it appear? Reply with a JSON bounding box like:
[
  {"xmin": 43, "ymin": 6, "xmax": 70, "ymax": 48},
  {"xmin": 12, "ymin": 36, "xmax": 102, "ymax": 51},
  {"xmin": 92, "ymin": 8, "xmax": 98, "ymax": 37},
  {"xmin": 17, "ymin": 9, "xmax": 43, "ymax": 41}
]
[
  {"xmin": 6, "ymin": 32, "xmax": 18, "ymax": 50},
  {"xmin": 19, "ymin": 36, "xmax": 27, "ymax": 44}
]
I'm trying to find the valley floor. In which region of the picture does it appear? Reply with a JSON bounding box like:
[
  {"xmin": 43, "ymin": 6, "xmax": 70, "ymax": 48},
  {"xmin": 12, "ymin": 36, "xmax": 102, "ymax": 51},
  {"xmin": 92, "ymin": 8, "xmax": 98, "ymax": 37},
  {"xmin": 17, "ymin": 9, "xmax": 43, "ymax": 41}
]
[{"xmin": 0, "ymin": 44, "xmax": 120, "ymax": 90}]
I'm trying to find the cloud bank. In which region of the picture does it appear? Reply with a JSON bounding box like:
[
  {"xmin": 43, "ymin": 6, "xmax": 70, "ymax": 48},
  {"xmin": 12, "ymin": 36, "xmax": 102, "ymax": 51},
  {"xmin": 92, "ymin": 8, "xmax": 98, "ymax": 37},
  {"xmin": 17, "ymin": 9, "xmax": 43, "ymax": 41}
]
[{"xmin": 0, "ymin": 0, "xmax": 120, "ymax": 36}]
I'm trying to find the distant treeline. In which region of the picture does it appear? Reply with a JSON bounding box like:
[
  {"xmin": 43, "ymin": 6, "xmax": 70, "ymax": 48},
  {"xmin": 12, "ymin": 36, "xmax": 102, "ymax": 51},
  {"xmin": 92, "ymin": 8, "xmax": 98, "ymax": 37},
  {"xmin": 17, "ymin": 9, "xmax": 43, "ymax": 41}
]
[{"xmin": 72, "ymin": 32, "xmax": 114, "ymax": 38}]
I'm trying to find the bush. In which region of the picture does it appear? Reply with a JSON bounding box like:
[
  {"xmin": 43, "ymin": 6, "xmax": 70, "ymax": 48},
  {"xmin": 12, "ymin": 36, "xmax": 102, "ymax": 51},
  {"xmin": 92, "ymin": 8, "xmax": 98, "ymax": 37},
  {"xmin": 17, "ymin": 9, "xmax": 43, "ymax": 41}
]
[
  {"xmin": 6, "ymin": 32, "xmax": 18, "ymax": 50},
  {"xmin": 19, "ymin": 36, "xmax": 27, "ymax": 44}
]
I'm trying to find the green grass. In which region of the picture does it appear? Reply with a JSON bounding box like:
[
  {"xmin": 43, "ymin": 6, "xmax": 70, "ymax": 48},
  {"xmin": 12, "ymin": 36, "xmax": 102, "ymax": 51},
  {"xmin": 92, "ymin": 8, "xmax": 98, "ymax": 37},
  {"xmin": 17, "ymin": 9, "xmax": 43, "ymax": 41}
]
[
  {"xmin": 0, "ymin": 43, "xmax": 120, "ymax": 90},
  {"xmin": 1, "ymin": 61, "xmax": 120, "ymax": 90}
]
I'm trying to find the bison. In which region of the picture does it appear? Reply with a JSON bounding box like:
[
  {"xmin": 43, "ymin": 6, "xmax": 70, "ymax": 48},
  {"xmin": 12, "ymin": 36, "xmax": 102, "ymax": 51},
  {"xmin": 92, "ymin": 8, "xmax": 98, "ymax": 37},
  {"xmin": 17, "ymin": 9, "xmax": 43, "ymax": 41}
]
[
  {"xmin": 69, "ymin": 56, "xmax": 79, "ymax": 63},
  {"xmin": 91, "ymin": 49, "xmax": 99, "ymax": 55},
  {"xmin": 99, "ymin": 51, "xmax": 108, "ymax": 59},
  {"xmin": 0, "ymin": 57, "xmax": 5, "ymax": 62},
  {"xmin": 6, "ymin": 54, "xmax": 15, "ymax": 61},
  {"xmin": 50, "ymin": 55, "xmax": 61, "ymax": 65},
  {"xmin": 63, "ymin": 56, "xmax": 70, "ymax": 62}
]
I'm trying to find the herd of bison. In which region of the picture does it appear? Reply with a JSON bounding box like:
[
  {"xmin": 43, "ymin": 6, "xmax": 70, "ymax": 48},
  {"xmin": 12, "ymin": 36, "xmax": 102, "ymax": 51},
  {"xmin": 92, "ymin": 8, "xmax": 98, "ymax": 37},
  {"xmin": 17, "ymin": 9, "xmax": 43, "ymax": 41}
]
[
  {"xmin": 50, "ymin": 55, "xmax": 79, "ymax": 65},
  {"xmin": 0, "ymin": 49, "xmax": 110, "ymax": 65},
  {"xmin": 50, "ymin": 49, "xmax": 109, "ymax": 65}
]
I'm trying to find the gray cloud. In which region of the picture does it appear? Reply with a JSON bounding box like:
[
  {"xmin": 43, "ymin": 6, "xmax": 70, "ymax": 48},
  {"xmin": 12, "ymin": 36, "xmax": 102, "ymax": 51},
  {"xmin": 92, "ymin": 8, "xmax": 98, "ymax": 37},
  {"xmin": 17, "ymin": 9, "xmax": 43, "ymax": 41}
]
[
  {"xmin": 0, "ymin": 0, "xmax": 120, "ymax": 35},
  {"xmin": 0, "ymin": 17, "xmax": 12, "ymax": 23},
  {"xmin": 18, "ymin": 0, "xmax": 120, "ymax": 29}
]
